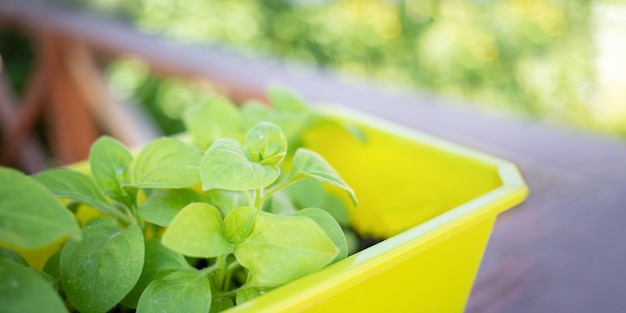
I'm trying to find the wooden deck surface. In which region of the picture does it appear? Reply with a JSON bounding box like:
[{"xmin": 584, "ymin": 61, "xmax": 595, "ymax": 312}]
[
  {"xmin": 465, "ymin": 128, "xmax": 626, "ymax": 313},
  {"xmin": 2, "ymin": 1, "xmax": 626, "ymax": 312}
]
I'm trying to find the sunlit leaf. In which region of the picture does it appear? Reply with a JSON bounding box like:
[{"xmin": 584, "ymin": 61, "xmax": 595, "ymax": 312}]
[
  {"xmin": 223, "ymin": 206, "xmax": 257, "ymax": 244},
  {"xmin": 234, "ymin": 211, "xmax": 338, "ymax": 285},
  {"xmin": 241, "ymin": 101, "xmax": 271, "ymax": 129},
  {"xmin": 136, "ymin": 269, "xmax": 211, "ymax": 313},
  {"xmin": 204, "ymin": 189, "xmax": 249, "ymax": 216},
  {"xmin": 162, "ymin": 203, "xmax": 233, "ymax": 258},
  {"xmin": 131, "ymin": 138, "xmax": 202, "ymax": 189},
  {"xmin": 267, "ymin": 86, "xmax": 313, "ymax": 141},
  {"xmin": 262, "ymin": 191, "xmax": 298, "ymax": 216},
  {"xmin": 138, "ymin": 189, "xmax": 203, "ymax": 227},
  {"xmin": 89, "ymin": 136, "xmax": 133, "ymax": 200},
  {"xmin": 323, "ymin": 195, "xmax": 351, "ymax": 227},
  {"xmin": 184, "ymin": 97, "xmax": 242, "ymax": 150},
  {"xmin": 296, "ymin": 208, "xmax": 348, "ymax": 263},
  {"xmin": 285, "ymin": 178, "xmax": 326, "ymax": 209},
  {"xmin": 245, "ymin": 122, "xmax": 287, "ymax": 166},
  {"xmin": 200, "ymin": 139, "xmax": 280, "ymax": 191},
  {"xmin": 267, "ymin": 85, "xmax": 308, "ymax": 112},
  {"xmin": 288, "ymin": 148, "xmax": 356, "ymax": 205}
]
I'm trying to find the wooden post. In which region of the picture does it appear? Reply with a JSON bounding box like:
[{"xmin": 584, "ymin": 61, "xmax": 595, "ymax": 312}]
[
  {"xmin": 44, "ymin": 32, "xmax": 100, "ymax": 165},
  {"xmin": 0, "ymin": 49, "xmax": 47, "ymax": 172}
]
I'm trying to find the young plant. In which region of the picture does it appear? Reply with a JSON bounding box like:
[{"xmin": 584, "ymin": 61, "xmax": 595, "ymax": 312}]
[{"xmin": 0, "ymin": 88, "xmax": 361, "ymax": 313}]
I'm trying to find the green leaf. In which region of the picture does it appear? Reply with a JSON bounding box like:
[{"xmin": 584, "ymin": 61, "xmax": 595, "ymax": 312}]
[
  {"xmin": 323, "ymin": 194, "xmax": 351, "ymax": 227},
  {"xmin": 200, "ymin": 139, "xmax": 280, "ymax": 191},
  {"xmin": 234, "ymin": 211, "xmax": 338, "ymax": 285},
  {"xmin": 285, "ymin": 178, "xmax": 326, "ymax": 209},
  {"xmin": 131, "ymin": 137, "xmax": 202, "ymax": 189},
  {"xmin": 138, "ymin": 189, "xmax": 203, "ymax": 227},
  {"xmin": 235, "ymin": 285, "xmax": 275, "ymax": 305},
  {"xmin": 204, "ymin": 189, "xmax": 248, "ymax": 216},
  {"xmin": 241, "ymin": 101, "xmax": 271, "ymax": 129},
  {"xmin": 0, "ymin": 247, "xmax": 28, "ymax": 266},
  {"xmin": 224, "ymin": 206, "xmax": 257, "ymax": 244},
  {"xmin": 43, "ymin": 249, "xmax": 65, "ymax": 296},
  {"xmin": 262, "ymin": 191, "xmax": 298, "ymax": 216},
  {"xmin": 267, "ymin": 86, "xmax": 313, "ymax": 141},
  {"xmin": 0, "ymin": 167, "xmax": 80, "ymax": 248},
  {"xmin": 296, "ymin": 208, "xmax": 348, "ymax": 263},
  {"xmin": 267, "ymin": 85, "xmax": 308, "ymax": 112},
  {"xmin": 39, "ymin": 270, "xmax": 60, "ymax": 292},
  {"xmin": 183, "ymin": 97, "xmax": 242, "ymax": 150},
  {"xmin": 0, "ymin": 248, "xmax": 60, "ymax": 292},
  {"xmin": 136, "ymin": 269, "xmax": 211, "ymax": 313},
  {"xmin": 61, "ymin": 219, "xmax": 144, "ymax": 313},
  {"xmin": 289, "ymin": 148, "xmax": 357, "ymax": 205},
  {"xmin": 0, "ymin": 259, "xmax": 68, "ymax": 313},
  {"xmin": 34, "ymin": 168, "xmax": 128, "ymax": 222},
  {"xmin": 338, "ymin": 121, "xmax": 367, "ymax": 144},
  {"xmin": 344, "ymin": 228, "xmax": 359, "ymax": 255},
  {"xmin": 89, "ymin": 136, "xmax": 133, "ymax": 199},
  {"xmin": 314, "ymin": 116, "xmax": 367, "ymax": 144},
  {"xmin": 121, "ymin": 238, "xmax": 192, "ymax": 308},
  {"xmin": 282, "ymin": 179, "xmax": 351, "ymax": 226},
  {"xmin": 245, "ymin": 122, "xmax": 287, "ymax": 166},
  {"xmin": 2, "ymin": 246, "xmax": 61, "ymax": 293},
  {"xmin": 274, "ymin": 112, "xmax": 311, "ymax": 144},
  {"xmin": 210, "ymin": 297, "xmax": 235, "ymax": 313},
  {"xmin": 162, "ymin": 203, "xmax": 233, "ymax": 258}
]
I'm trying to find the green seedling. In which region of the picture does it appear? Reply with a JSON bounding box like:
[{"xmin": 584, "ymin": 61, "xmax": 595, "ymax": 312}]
[{"xmin": 0, "ymin": 87, "xmax": 361, "ymax": 313}]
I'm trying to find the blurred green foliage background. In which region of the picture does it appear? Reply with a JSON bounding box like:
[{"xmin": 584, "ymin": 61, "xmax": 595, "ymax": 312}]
[{"xmin": 9, "ymin": 0, "xmax": 621, "ymax": 137}]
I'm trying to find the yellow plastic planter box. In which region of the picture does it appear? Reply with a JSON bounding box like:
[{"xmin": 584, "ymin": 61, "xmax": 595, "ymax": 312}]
[
  {"xmin": 227, "ymin": 106, "xmax": 528, "ymax": 312},
  {"xmin": 8, "ymin": 105, "xmax": 527, "ymax": 312}
]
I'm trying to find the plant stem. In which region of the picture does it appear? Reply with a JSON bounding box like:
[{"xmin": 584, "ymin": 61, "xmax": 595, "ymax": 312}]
[
  {"xmin": 254, "ymin": 188, "xmax": 262, "ymax": 209},
  {"xmin": 216, "ymin": 254, "xmax": 228, "ymax": 291},
  {"xmin": 215, "ymin": 288, "xmax": 239, "ymax": 299},
  {"xmin": 260, "ymin": 176, "xmax": 302, "ymax": 204},
  {"xmin": 244, "ymin": 190, "xmax": 254, "ymax": 207},
  {"xmin": 200, "ymin": 263, "xmax": 219, "ymax": 276},
  {"xmin": 106, "ymin": 203, "xmax": 133, "ymax": 226},
  {"xmin": 224, "ymin": 259, "xmax": 242, "ymax": 291}
]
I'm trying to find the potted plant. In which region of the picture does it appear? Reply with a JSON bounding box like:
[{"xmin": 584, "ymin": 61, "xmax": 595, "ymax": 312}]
[{"xmin": 0, "ymin": 87, "xmax": 528, "ymax": 312}]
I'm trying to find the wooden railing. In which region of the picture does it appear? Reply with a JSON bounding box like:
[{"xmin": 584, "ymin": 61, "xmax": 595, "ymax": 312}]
[
  {"xmin": 2, "ymin": 1, "xmax": 626, "ymax": 312},
  {"xmin": 0, "ymin": 2, "xmax": 161, "ymax": 170}
]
